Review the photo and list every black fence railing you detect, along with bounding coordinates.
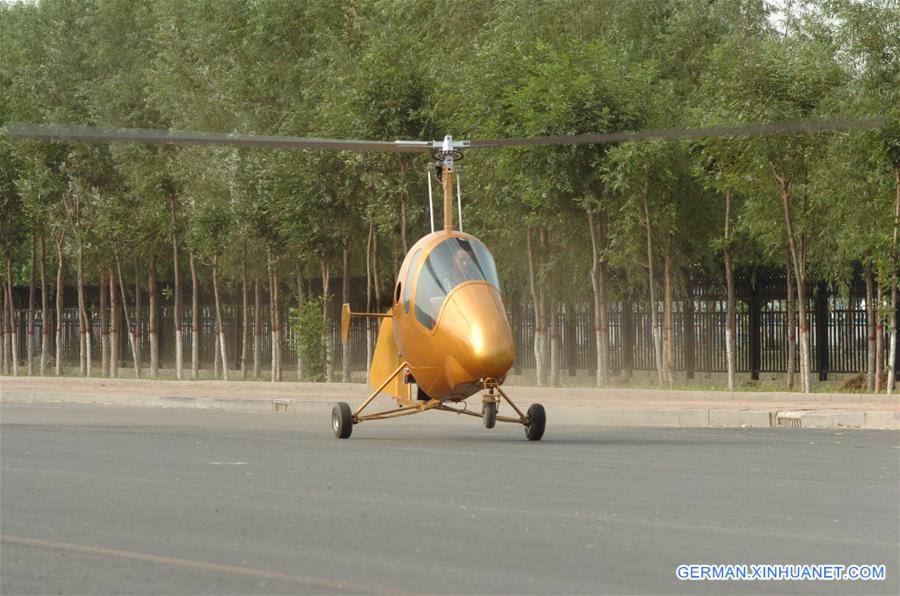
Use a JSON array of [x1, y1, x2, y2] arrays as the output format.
[[6, 288, 895, 379]]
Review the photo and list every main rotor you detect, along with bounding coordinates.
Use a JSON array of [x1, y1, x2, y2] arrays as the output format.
[[5, 117, 885, 235]]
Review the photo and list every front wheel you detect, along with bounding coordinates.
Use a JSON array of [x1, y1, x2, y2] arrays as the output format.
[[483, 401, 497, 429], [525, 404, 546, 441], [332, 402, 353, 439]]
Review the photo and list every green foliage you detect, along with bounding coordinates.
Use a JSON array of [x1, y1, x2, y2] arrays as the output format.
[[0, 0, 894, 312], [288, 297, 329, 382]]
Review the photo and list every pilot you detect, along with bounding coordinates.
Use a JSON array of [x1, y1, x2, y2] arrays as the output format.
[[444, 247, 472, 290]]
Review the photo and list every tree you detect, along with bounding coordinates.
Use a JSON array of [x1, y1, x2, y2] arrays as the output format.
[[699, 33, 845, 393]]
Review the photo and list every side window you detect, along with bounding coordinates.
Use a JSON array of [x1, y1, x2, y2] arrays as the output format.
[[403, 249, 421, 314], [414, 256, 444, 329], [394, 281, 401, 304]]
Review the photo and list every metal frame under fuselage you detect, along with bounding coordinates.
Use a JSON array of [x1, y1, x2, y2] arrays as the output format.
[[352, 361, 528, 426]]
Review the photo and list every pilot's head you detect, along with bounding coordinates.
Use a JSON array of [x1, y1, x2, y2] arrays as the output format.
[[451, 249, 468, 272]]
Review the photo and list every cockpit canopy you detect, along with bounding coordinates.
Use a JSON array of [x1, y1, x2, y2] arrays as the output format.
[[414, 237, 500, 329]]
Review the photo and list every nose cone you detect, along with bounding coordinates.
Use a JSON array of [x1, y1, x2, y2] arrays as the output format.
[[437, 282, 515, 384]]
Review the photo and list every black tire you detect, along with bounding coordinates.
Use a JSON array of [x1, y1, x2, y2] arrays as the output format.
[[332, 402, 353, 439], [525, 404, 546, 441], [483, 401, 497, 429]]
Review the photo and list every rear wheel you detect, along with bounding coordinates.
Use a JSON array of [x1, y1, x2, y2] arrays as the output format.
[[332, 402, 353, 439], [525, 404, 546, 441], [483, 401, 497, 429]]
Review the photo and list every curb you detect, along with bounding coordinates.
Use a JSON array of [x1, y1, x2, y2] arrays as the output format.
[[3, 392, 898, 430]]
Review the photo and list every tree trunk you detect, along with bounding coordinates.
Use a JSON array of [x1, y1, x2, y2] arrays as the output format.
[[865, 262, 876, 391], [267, 253, 278, 382], [76, 241, 86, 376], [133, 265, 143, 378], [77, 240, 91, 377], [253, 275, 261, 378], [5, 258, 16, 376], [538, 229, 550, 386], [322, 256, 333, 382], [109, 268, 118, 378], [795, 284, 812, 393], [100, 271, 108, 376], [887, 167, 899, 395], [642, 188, 663, 384], [54, 236, 64, 376], [875, 281, 884, 393], [273, 265, 282, 382], [268, 258, 274, 380], [724, 191, 736, 391], [549, 303, 560, 387], [213, 331, 220, 379], [1, 278, 7, 375], [365, 222, 374, 377], [211, 254, 228, 381], [1, 277, 6, 375], [399, 158, 410, 252], [526, 229, 544, 386], [27, 232, 35, 374], [683, 273, 696, 380], [40, 235, 49, 375], [400, 196, 408, 254], [663, 233, 675, 387], [2, 268, 7, 375], [240, 261, 248, 379], [888, 279, 897, 396], [148, 257, 159, 378], [780, 186, 810, 393], [365, 221, 375, 380], [341, 236, 351, 383], [296, 262, 306, 380], [190, 253, 199, 380], [587, 208, 610, 386], [786, 254, 796, 390], [372, 228, 382, 313], [113, 251, 141, 377], [170, 194, 183, 380]]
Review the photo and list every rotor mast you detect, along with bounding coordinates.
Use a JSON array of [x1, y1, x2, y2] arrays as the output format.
[[437, 135, 461, 232], [442, 164, 454, 231]]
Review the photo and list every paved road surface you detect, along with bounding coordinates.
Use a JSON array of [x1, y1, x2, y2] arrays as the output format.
[[1, 403, 898, 595]]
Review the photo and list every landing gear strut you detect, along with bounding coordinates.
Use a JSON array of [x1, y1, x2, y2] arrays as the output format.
[[332, 367, 545, 440], [439, 379, 545, 440]]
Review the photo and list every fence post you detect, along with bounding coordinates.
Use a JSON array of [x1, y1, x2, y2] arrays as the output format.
[[749, 286, 761, 381], [815, 283, 829, 381], [623, 297, 633, 377]]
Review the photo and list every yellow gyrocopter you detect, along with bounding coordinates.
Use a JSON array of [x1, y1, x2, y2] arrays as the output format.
[[6, 117, 881, 440]]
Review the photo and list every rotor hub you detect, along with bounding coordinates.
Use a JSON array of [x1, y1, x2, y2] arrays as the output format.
[[432, 135, 464, 165]]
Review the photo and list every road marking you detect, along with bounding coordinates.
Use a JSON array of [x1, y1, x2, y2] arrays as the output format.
[[1, 534, 404, 594]]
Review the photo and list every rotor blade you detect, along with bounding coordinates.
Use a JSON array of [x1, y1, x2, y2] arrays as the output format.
[[467, 117, 886, 148], [4, 124, 433, 153]]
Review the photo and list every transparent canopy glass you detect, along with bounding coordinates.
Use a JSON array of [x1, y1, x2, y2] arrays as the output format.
[[414, 237, 500, 329]]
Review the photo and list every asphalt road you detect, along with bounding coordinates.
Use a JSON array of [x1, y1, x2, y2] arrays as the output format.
[[1, 403, 898, 595]]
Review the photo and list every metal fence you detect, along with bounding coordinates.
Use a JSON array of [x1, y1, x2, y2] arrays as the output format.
[[6, 288, 897, 378], [507, 294, 891, 379]]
